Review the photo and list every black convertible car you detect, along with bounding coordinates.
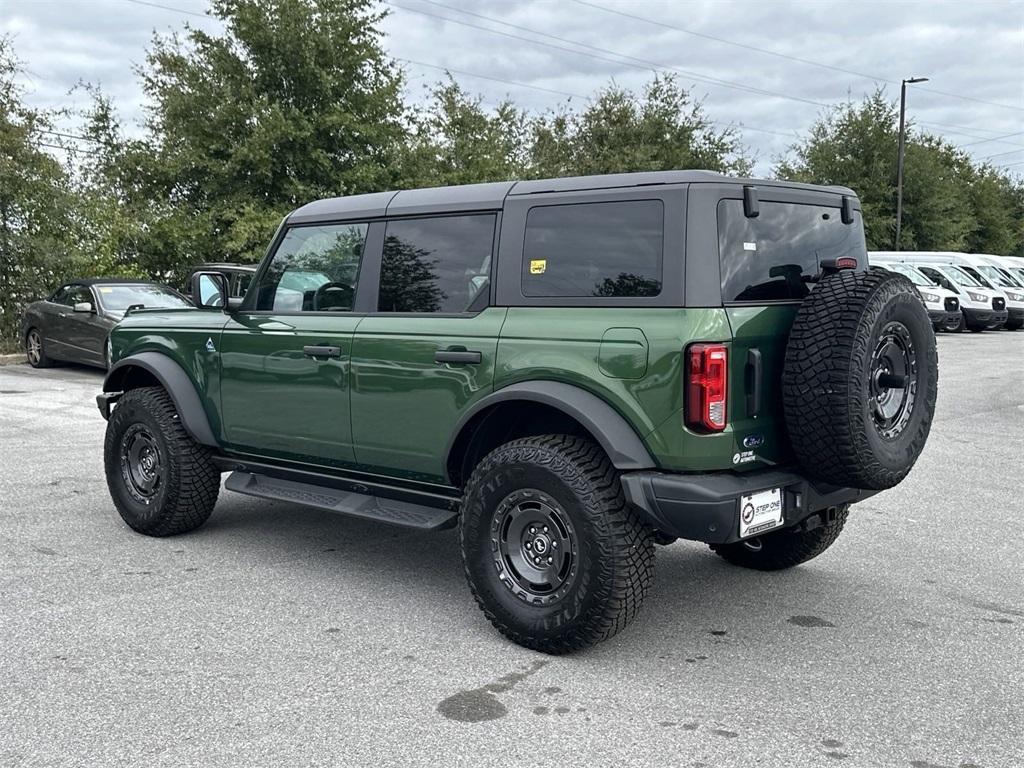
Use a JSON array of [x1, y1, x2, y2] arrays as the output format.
[[20, 279, 191, 370]]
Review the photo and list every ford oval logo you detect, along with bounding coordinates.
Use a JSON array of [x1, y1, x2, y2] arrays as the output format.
[[743, 434, 765, 449]]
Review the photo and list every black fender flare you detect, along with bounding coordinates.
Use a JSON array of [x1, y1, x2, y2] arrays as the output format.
[[102, 351, 218, 447], [445, 380, 657, 482]]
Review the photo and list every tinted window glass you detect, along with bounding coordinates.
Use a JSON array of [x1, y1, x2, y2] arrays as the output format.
[[522, 200, 663, 298], [95, 284, 190, 311], [51, 286, 72, 305], [255, 223, 367, 312], [919, 266, 959, 294], [378, 215, 495, 313], [719, 200, 867, 302], [886, 263, 931, 286]]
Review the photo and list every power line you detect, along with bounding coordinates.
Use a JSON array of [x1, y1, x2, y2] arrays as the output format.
[[570, 0, 1024, 114], [399, 59, 798, 140], [38, 129, 100, 143], [385, 1, 833, 108], [958, 130, 1024, 149], [981, 148, 1024, 161], [398, 58, 589, 100], [112, 0, 1024, 158], [123, 0, 210, 19], [392, 1, 1024, 152]]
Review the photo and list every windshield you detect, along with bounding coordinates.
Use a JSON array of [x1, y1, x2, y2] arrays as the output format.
[[984, 266, 1022, 288], [96, 284, 191, 311], [939, 266, 982, 288], [887, 263, 932, 287]]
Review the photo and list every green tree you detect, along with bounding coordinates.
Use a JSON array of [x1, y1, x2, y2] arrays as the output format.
[[0, 39, 78, 347], [137, 0, 408, 267], [529, 75, 750, 178], [398, 78, 529, 188], [776, 88, 1024, 255]]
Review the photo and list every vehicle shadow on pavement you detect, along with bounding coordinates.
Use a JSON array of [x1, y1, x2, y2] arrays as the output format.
[[197, 492, 863, 653]]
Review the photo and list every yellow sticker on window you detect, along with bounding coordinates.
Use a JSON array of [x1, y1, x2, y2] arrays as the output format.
[[529, 259, 547, 275], [99, 287, 113, 293]]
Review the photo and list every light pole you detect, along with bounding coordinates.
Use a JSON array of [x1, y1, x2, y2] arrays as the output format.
[[894, 76, 929, 251]]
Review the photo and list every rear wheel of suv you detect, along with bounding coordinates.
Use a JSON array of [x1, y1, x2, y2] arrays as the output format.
[[103, 386, 220, 536], [711, 505, 849, 571], [460, 435, 655, 654], [783, 267, 938, 491]]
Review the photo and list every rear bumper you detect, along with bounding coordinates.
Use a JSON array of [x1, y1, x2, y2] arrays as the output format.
[[620, 468, 878, 544]]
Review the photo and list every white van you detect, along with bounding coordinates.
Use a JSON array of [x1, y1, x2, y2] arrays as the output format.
[[871, 252, 1009, 332], [973, 255, 1024, 329], [871, 260, 962, 331]]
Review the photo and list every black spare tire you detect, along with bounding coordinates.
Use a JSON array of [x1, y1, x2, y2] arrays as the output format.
[[782, 267, 937, 490]]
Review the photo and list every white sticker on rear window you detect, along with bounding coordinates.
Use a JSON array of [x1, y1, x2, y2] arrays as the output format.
[[743, 242, 757, 251]]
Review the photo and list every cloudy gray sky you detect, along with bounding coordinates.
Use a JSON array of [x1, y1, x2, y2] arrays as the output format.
[[4, 0, 1023, 177]]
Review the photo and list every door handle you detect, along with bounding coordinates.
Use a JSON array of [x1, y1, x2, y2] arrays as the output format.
[[303, 345, 341, 359], [58, 312, 68, 318], [435, 349, 482, 365], [745, 348, 762, 417]]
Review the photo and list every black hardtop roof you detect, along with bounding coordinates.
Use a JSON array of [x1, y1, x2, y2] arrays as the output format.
[[287, 171, 856, 224]]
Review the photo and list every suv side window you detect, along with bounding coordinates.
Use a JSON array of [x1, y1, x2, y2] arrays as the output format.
[[521, 200, 663, 298], [253, 223, 368, 312], [378, 214, 495, 313]]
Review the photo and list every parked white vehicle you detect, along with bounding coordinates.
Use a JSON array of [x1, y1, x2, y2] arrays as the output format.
[[973, 255, 1024, 330], [870, 252, 1009, 332], [874, 261, 963, 332]]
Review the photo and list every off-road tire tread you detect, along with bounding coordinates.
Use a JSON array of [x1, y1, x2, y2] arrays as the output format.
[[710, 506, 849, 571], [783, 267, 937, 490], [104, 386, 219, 536], [460, 434, 655, 654]]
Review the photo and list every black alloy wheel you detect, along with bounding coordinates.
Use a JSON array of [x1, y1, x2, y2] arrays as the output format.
[[868, 321, 918, 441]]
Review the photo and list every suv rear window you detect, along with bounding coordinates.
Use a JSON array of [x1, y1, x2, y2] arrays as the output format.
[[718, 200, 867, 302], [522, 200, 663, 298]]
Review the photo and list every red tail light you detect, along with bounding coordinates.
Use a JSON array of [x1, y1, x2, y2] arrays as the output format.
[[686, 344, 728, 432]]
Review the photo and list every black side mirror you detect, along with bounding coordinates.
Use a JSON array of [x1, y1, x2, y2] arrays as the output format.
[[191, 271, 229, 311]]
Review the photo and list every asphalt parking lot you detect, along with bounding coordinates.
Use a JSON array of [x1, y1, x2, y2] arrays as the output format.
[[1, 332, 1022, 768]]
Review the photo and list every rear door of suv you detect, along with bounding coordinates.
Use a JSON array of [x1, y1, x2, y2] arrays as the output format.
[[349, 210, 506, 483]]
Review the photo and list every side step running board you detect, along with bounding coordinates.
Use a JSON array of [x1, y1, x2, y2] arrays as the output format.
[[224, 471, 459, 531]]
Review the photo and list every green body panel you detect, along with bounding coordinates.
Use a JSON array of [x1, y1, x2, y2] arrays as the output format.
[[109, 308, 228, 438], [350, 308, 508, 482], [108, 301, 795, 481], [724, 305, 799, 468], [496, 307, 752, 472], [218, 312, 363, 466], [598, 328, 649, 380]]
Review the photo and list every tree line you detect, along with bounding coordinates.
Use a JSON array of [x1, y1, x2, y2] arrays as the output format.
[[2, 0, 1022, 346]]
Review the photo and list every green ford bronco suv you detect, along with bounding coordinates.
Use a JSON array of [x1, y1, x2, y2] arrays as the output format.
[[98, 170, 938, 653]]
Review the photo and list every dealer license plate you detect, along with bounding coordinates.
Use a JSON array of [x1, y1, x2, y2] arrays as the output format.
[[739, 488, 784, 539]]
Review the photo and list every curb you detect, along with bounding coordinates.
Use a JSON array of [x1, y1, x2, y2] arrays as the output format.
[[0, 353, 25, 366]]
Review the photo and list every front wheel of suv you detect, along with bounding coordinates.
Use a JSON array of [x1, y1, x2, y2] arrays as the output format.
[[103, 386, 220, 536], [710, 505, 849, 571], [460, 435, 655, 654]]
